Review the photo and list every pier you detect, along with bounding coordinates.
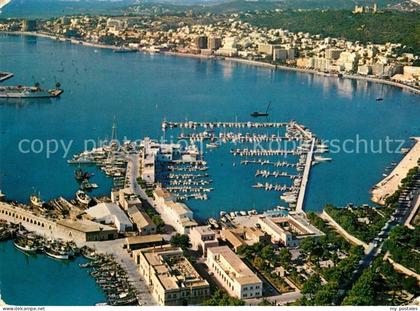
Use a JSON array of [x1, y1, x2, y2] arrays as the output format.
[[295, 138, 315, 212], [371, 137, 420, 205]]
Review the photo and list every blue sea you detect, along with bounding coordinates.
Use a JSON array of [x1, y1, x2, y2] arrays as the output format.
[[0, 33, 419, 304]]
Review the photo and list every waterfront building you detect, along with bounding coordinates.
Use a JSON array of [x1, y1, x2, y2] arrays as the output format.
[[153, 187, 197, 234], [273, 48, 288, 61], [140, 138, 187, 183], [56, 219, 118, 242], [125, 234, 165, 251], [257, 212, 324, 247], [133, 245, 210, 306], [153, 187, 175, 205], [325, 48, 342, 60], [0, 202, 117, 242], [189, 226, 219, 256], [208, 36, 222, 50], [128, 206, 157, 235], [21, 20, 37, 32], [164, 201, 197, 234], [258, 43, 281, 56], [116, 188, 142, 211], [206, 246, 263, 299], [223, 37, 238, 49], [193, 35, 208, 50], [358, 65, 372, 75], [86, 202, 133, 233], [220, 227, 270, 252]]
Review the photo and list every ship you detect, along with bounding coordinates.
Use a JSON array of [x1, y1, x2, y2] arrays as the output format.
[[0, 82, 63, 99], [251, 101, 271, 118]]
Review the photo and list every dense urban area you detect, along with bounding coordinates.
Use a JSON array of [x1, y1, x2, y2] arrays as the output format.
[[1, 4, 420, 92]]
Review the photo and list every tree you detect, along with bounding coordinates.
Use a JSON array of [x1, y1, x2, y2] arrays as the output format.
[[253, 256, 266, 270], [301, 274, 322, 299], [278, 248, 292, 267], [342, 269, 376, 305], [258, 298, 273, 306], [261, 244, 274, 260], [151, 215, 165, 233], [170, 234, 191, 250], [312, 282, 338, 305], [202, 290, 245, 306]]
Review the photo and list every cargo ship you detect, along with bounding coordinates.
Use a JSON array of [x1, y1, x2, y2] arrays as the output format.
[[0, 82, 63, 99]]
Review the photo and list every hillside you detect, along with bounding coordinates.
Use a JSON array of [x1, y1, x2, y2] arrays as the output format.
[[243, 10, 420, 55]]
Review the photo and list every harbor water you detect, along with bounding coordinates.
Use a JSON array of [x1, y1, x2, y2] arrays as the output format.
[[0, 33, 420, 304], [0, 240, 106, 305]]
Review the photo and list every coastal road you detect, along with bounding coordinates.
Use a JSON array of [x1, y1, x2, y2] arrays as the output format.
[[87, 238, 156, 306], [348, 178, 419, 288]]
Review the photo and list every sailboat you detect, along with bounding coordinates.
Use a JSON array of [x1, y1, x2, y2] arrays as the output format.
[[251, 101, 271, 117]]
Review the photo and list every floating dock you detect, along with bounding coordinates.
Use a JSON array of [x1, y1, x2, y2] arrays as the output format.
[[371, 137, 420, 205]]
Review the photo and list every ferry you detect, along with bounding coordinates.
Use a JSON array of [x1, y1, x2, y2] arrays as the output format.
[[0, 83, 63, 99]]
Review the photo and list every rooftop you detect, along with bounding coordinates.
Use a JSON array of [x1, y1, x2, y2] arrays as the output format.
[[57, 219, 116, 233], [208, 246, 261, 286], [141, 245, 209, 291]]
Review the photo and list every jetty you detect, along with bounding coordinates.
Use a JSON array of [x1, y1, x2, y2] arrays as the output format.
[[296, 138, 315, 212], [371, 137, 420, 205]]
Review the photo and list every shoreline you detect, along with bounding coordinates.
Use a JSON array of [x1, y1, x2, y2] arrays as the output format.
[[2, 30, 419, 96], [371, 137, 420, 205]]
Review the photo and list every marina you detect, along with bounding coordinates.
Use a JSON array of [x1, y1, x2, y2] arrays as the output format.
[[162, 120, 328, 211], [66, 119, 327, 211]]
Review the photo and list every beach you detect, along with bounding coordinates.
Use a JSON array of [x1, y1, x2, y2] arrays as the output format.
[[0, 0, 11, 10], [371, 137, 420, 205]]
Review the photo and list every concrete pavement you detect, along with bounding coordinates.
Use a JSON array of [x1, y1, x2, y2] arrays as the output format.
[[87, 238, 156, 306]]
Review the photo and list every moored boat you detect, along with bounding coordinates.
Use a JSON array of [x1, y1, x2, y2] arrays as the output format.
[[76, 190, 91, 205], [30, 191, 44, 207], [44, 246, 70, 260], [13, 238, 38, 254]]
